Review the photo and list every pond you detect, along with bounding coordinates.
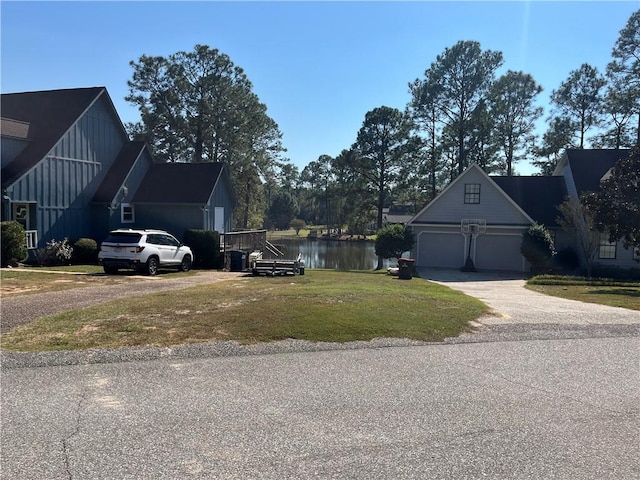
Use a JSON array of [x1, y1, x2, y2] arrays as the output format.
[[265, 237, 398, 271]]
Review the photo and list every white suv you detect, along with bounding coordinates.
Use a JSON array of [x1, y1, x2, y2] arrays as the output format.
[[98, 229, 194, 275]]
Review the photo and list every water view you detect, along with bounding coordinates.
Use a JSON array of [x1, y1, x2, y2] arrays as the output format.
[[265, 237, 396, 271]]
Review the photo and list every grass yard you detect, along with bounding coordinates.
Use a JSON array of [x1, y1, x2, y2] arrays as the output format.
[[1, 270, 487, 352], [526, 275, 640, 311], [0, 265, 192, 296]]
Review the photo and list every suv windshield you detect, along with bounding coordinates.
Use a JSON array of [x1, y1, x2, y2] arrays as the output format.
[[104, 233, 142, 244]]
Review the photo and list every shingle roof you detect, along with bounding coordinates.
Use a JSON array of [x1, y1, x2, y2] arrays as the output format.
[[565, 149, 631, 195], [92, 141, 147, 203], [132, 162, 227, 204], [1, 87, 108, 187], [492, 176, 568, 228]]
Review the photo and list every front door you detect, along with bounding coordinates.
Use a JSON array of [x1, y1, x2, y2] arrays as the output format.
[[214, 207, 225, 233]]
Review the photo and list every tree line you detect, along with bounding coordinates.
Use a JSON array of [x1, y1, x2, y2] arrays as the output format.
[[125, 10, 639, 233]]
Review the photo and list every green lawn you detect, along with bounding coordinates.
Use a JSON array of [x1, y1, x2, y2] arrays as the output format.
[[1, 270, 487, 352], [526, 275, 640, 310]]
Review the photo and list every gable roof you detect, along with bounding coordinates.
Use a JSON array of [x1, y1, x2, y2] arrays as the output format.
[[491, 176, 567, 228], [1, 87, 119, 187], [92, 141, 148, 203], [562, 149, 631, 195], [408, 164, 534, 225], [132, 162, 231, 204]]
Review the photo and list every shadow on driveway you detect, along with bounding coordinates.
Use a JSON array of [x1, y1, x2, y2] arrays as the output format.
[[418, 267, 528, 283]]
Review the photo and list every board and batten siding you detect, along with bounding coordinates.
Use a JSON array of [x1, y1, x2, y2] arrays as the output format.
[[97, 148, 154, 238], [205, 181, 234, 233], [134, 204, 204, 241], [1, 137, 28, 168], [411, 167, 531, 226], [6, 94, 128, 246]]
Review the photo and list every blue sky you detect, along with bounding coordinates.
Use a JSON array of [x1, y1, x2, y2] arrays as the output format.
[[2, 1, 639, 175]]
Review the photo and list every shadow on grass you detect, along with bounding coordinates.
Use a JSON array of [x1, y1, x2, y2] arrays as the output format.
[[588, 288, 640, 297]]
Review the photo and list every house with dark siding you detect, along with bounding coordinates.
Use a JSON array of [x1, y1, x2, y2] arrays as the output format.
[[1, 87, 235, 249], [408, 149, 638, 272]]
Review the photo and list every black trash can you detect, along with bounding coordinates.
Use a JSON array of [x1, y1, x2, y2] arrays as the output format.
[[397, 258, 415, 280], [230, 250, 246, 272]]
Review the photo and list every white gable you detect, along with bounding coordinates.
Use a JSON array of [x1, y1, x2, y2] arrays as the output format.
[[408, 164, 533, 226]]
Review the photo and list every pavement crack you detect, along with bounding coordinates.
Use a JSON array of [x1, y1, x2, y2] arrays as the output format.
[[62, 391, 87, 480]]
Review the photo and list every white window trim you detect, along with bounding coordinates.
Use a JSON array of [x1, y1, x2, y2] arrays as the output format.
[[464, 183, 481, 204], [598, 232, 616, 259], [121, 203, 135, 224]]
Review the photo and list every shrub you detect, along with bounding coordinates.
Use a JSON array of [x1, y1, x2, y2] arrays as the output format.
[[1, 221, 28, 267], [35, 238, 74, 266], [591, 265, 640, 281], [375, 224, 415, 260], [290, 218, 306, 235], [521, 223, 555, 274], [183, 229, 221, 269], [71, 237, 98, 265]]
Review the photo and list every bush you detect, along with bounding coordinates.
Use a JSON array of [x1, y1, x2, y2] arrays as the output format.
[[375, 224, 415, 260], [71, 238, 98, 265], [590, 265, 640, 281], [528, 274, 639, 287], [290, 218, 306, 235], [35, 238, 73, 266], [183, 229, 221, 269], [521, 223, 555, 274], [1, 221, 28, 267]]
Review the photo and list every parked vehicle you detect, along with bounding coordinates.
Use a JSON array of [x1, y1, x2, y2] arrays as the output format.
[[98, 229, 193, 275]]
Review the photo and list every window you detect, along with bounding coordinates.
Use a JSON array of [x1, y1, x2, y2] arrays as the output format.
[[464, 184, 481, 204], [598, 233, 616, 259], [161, 234, 180, 247], [121, 203, 134, 223]]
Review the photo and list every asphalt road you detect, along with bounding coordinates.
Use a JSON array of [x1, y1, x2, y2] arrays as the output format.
[[2, 269, 639, 478], [2, 337, 639, 479]]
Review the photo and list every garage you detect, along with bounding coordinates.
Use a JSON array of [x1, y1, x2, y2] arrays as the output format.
[[416, 232, 466, 268], [474, 233, 526, 272]]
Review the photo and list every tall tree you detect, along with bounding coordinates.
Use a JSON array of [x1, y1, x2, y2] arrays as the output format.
[[267, 190, 298, 231], [408, 72, 446, 199], [411, 41, 503, 176], [549, 63, 606, 149], [353, 106, 412, 270], [595, 80, 637, 148], [605, 9, 640, 146], [488, 71, 543, 175], [533, 117, 576, 175], [126, 44, 285, 229], [464, 99, 501, 172]]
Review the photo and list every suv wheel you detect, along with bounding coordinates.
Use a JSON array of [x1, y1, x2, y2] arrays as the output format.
[[104, 265, 118, 275], [180, 255, 192, 272], [146, 256, 159, 276]]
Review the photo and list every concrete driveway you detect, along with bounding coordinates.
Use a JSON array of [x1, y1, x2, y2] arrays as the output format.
[[419, 268, 640, 326]]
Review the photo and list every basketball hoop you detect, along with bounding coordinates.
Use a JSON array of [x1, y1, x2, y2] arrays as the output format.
[[461, 219, 486, 234], [460, 219, 486, 272]]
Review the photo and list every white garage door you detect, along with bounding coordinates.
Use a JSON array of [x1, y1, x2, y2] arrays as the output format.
[[475, 234, 525, 271], [417, 232, 466, 268]]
